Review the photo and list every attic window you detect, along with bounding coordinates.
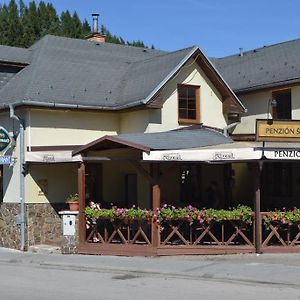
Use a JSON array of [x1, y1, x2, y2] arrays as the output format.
[[178, 84, 200, 124]]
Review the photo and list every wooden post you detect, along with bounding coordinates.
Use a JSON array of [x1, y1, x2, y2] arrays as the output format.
[[151, 163, 161, 248], [78, 162, 86, 245], [253, 161, 263, 254]]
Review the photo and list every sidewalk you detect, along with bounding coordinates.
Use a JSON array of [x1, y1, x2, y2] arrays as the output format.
[[1, 247, 300, 287]]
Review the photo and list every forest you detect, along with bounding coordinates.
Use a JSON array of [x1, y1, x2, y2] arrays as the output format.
[[0, 0, 150, 48]]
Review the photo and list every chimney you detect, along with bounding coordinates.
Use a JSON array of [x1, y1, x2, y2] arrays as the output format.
[[92, 13, 99, 33], [86, 13, 106, 43], [239, 47, 244, 57]]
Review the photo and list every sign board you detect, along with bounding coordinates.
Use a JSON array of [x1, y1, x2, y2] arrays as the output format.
[[256, 119, 300, 142], [0, 127, 12, 153], [143, 147, 262, 162], [263, 150, 300, 160], [0, 156, 12, 165]]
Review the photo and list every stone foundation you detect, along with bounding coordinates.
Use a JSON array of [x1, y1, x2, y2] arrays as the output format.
[[0, 203, 21, 249], [0, 203, 66, 250]]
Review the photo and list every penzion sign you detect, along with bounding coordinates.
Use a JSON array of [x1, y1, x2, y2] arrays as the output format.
[[256, 119, 300, 142]]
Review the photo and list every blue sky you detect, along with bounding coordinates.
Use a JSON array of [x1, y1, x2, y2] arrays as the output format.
[[4, 0, 300, 57]]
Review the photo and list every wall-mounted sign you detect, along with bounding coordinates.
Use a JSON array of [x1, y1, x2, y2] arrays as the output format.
[[256, 119, 300, 142], [0, 127, 11, 153], [0, 155, 12, 164]]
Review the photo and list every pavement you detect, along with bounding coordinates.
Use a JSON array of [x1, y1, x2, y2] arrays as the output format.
[[1, 246, 300, 288]]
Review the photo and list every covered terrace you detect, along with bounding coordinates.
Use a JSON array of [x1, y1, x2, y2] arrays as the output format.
[[72, 126, 300, 256]]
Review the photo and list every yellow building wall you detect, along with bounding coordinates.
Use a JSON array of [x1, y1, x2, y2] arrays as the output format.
[[120, 58, 227, 134], [25, 163, 77, 204], [29, 109, 120, 147], [234, 85, 300, 134]]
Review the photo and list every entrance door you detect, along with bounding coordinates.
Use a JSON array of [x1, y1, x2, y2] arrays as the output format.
[[125, 174, 137, 208], [85, 163, 102, 204]]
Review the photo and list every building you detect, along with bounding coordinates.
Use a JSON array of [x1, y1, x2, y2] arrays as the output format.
[[0, 34, 299, 255]]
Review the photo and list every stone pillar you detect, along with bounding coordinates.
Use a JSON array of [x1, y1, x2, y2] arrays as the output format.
[[59, 210, 79, 254]]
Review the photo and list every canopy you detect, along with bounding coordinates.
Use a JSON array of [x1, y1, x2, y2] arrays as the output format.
[[142, 142, 263, 162]]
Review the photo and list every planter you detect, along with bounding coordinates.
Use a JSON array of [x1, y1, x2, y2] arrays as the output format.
[[68, 201, 79, 211]]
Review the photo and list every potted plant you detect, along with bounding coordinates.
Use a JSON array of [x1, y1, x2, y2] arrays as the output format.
[[66, 193, 79, 211]]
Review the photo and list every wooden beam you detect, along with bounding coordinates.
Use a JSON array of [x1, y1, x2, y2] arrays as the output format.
[[78, 163, 86, 245], [253, 161, 263, 254], [151, 163, 161, 247], [130, 160, 154, 184]]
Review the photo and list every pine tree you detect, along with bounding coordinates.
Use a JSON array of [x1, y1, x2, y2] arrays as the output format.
[[0, 0, 152, 48], [72, 12, 82, 38], [0, 4, 10, 45], [81, 19, 91, 37], [46, 3, 60, 35], [22, 1, 39, 47], [7, 0, 23, 46], [60, 10, 73, 37]]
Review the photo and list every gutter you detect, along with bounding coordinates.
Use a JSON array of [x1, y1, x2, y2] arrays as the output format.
[[0, 99, 148, 112], [9, 104, 26, 251]]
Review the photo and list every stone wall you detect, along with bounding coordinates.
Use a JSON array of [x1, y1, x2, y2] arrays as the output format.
[[0, 203, 65, 250], [0, 203, 21, 249]]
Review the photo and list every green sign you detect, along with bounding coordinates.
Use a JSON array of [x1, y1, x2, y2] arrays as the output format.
[[0, 127, 11, 153]]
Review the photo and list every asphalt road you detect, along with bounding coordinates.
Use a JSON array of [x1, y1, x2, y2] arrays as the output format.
[[1, 248, 300, 300]]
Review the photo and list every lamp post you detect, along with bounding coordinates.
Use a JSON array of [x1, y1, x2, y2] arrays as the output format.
[[267, 98, 277, 123]]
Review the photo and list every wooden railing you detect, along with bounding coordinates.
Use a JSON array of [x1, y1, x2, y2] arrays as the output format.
[[86, 218, 152, 245], [85, 213, 300, 252], [159, 219, 254, 247], [261, 213, 300, 248]]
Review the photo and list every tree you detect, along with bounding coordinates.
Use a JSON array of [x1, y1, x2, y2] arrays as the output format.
[[22, 1, 39, 47], [0, 0, 152, 48], [7, 0, 23, 46]]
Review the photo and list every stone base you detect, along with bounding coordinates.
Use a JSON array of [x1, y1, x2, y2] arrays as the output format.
[[59, 211, 79, 254], [0, 203, 21, 249], [61, 235, 78, 254], [0, 203, 66, 250]]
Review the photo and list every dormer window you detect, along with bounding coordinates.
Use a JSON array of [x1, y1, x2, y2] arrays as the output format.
[[178, 84, 200, 123]]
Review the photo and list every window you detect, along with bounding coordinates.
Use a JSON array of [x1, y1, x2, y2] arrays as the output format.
[[178, 84, 200, 123], [272, 89, 291, 120], [125, 174, 137, 208], [85, 163, 102, 204], [263, 163, 292, 197], [180, 164, 202, 204]]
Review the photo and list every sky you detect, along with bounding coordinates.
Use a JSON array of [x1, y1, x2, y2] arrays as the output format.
[[4, 0, 300, 57]]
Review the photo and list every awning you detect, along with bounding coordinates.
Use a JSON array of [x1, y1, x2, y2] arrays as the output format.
[[143, 142, 263, 162], [259, 142, 300, 160], [26, 151, 82, 163]]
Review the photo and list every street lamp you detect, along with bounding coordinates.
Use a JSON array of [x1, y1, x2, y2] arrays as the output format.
[[267, 98, 277, 124]]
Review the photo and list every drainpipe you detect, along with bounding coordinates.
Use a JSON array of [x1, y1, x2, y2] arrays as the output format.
[[223, 122, 240, 137], [9, 104, 26, 251]]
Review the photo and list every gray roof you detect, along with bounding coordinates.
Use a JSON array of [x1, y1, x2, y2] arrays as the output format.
[[0, 35, 196, 109], [73, 126, 233, 155], [0, 45, 31, 65], [212, 38, 300, 93], [117, 127, 232, 150]]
